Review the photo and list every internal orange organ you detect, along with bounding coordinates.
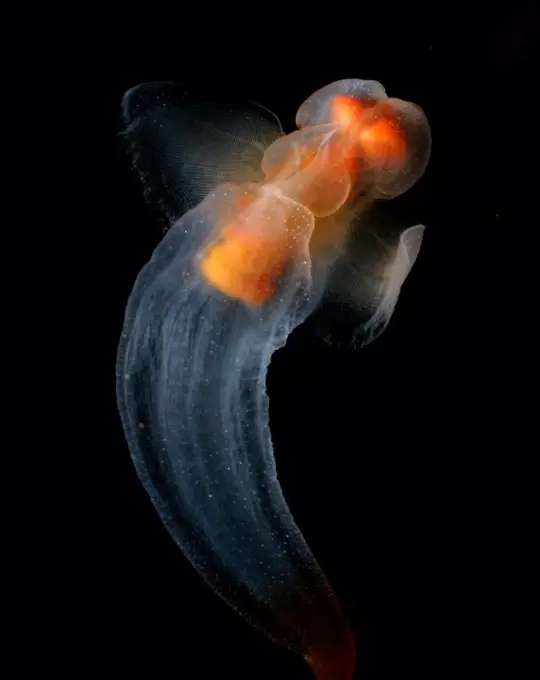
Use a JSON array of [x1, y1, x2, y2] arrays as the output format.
[[199, 190, 314, 305], [200, 223, 287, 305], [331, 95, 368, 131], [331, 94, 406, 164], [359, 117, 406, 160]]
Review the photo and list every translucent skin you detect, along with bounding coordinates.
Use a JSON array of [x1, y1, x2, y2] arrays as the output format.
[[116, 80, 430, 679]]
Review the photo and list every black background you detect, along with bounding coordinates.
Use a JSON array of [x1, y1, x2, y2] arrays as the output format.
[[4, 2, 536, 678]]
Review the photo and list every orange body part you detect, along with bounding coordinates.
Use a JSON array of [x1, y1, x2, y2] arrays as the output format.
[[331, 95, 406, 165], [200, 221, 288, 305]]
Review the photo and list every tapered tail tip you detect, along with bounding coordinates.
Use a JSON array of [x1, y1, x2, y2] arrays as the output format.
[[304, 630, 356, 680]]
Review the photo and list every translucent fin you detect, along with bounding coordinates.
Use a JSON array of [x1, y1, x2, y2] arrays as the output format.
[[120, 81, 284, 226], [306, 205, 425, 348]]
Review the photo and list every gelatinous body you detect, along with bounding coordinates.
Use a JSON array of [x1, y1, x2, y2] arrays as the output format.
[[117, 80, 430, 679]]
